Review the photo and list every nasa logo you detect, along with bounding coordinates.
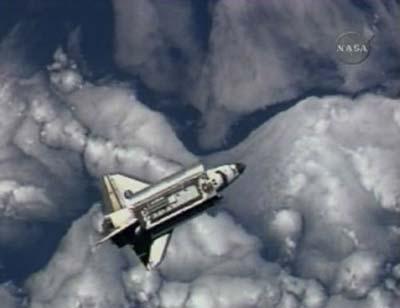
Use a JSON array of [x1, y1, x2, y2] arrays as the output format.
[[336, 32, 373, 64]]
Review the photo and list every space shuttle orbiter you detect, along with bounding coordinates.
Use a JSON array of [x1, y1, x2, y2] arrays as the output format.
[[96, 163, 246, 270]]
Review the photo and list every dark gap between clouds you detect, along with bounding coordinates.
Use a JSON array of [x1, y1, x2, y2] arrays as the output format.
[[132, 79, 392, 157]]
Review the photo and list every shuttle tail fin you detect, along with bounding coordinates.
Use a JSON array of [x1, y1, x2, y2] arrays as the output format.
[[100, 174, 150, 213], [100, 175, 123, 213]]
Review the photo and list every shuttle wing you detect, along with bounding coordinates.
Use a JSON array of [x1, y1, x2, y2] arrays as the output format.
[[133, 231, 173, 269], [101, 174, 150, 213], [95, 216, 138, 246]]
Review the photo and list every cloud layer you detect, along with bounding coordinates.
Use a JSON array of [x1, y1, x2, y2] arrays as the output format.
[[112, 0, 400, 148], [0, 2, 399, 307], [210, 93, 400, 305], [17, 77, 400, 307], [26, 205, 331, 308], [0, 38, 195, 282]]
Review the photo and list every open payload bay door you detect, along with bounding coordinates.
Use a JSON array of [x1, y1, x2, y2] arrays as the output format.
[[133, 231, 173, 270], [101, 174, 150, 213]]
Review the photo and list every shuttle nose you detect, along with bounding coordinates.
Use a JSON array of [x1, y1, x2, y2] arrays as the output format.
[[235, 163, 246, 174]]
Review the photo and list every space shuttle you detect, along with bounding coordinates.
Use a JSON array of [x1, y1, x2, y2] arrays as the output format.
[[96, 163, 246, 270]]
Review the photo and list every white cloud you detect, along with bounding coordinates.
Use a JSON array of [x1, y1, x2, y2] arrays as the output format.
[[63, 83, 196, 177], [25, 203, 331, 308], [112, 0, 202, 93], [0, 42, 195, 282], [268, 209, 303, 261], [19, 87, 400, 306], [1, 6, 400, 306], [209, 93, 400, 304], [0, 283, 23, 308], [351, 146, 400, 212], [26, 205, 131, 308], [195, 0, 400, 147], [327, 287, 399, 308], [111, 0, 400, 148], [333, 250, 383, 299]]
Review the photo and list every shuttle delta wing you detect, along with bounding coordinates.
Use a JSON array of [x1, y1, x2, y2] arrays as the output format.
[[101, 174, 150, 213], [133, 231, 173, 269]]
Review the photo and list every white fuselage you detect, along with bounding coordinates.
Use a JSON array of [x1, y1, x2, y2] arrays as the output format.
[[97, 162, 246, 269], [107, 163, 244, 232]]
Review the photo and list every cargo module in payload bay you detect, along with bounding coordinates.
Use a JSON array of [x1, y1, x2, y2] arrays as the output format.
[[96, 163, 246, 270]]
